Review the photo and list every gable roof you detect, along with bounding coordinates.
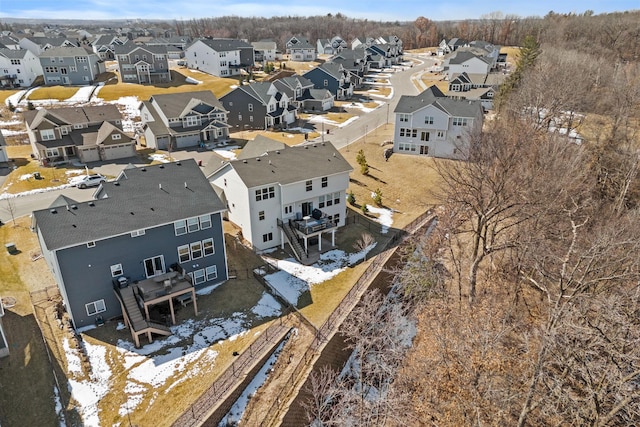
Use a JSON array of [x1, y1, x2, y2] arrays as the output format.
[[395, 85, 482, 117], [237, 135, 287, 160], [148, 90, 226, 118], [252, 40, 277, 50], [214, 141, 352, 188], [192, 38, 253, 52], [223, 81, 276, 106], [23, 105, 122, 129], [304, 62, 345, 80], [39, 45, 95, 57], [33, 159, 225, 250], [0, 48, 31, 59], [287, 36, 314, 49], [449, 50, 492, 65], [114, 41, 168, 55]]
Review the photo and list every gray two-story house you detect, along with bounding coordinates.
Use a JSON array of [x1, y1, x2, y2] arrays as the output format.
[[32, 160, 229, 344], [23, 104, 136, 165], [302, 62, 354, 100], [114, 41, 171, 84], [220, 81, 297, 131], [39, 46, 104, 86], [139, 90, 229, 150]]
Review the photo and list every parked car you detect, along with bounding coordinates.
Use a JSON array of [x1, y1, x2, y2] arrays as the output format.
[[69, 174, 106, 189]]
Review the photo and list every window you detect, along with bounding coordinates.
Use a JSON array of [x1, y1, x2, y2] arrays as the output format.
[[203, 238, 214, 256], [399, 113, 410, 122], [193, 269, 206, 285], [60, 67, 68, 75], [112, 134, 121, 140], [130, 229, 145, 237], [399, 128, 417, 138], [424, 116, 434, 125], [255, 186, 275, 201], [185, 115, 199, 127], [206, 265, 218, 281], [144, 255, 165, 278], [60, 126, 69, 135], [306, 180, 312, 191], [87, 241, 96, 248], [453, 117, 468, 126], [175, 220, 187, 235], [45, 148, 60, 158], [420, 131, 430, 141], [318, 195, 325, 209], [178, 245, 190, 263], [199, 214, 212, 229], [437, 130, 445, 139], [45, 66, 58, 73], [262, 232, 273, 243], [40, 129, 55, 141], [259, 211, 265, 221], [110, 264, 123, 277], [284, 205, 293, 215], [190, 242, 202, 259], [73, 124, 84, 129], [85, 299, 106, 316], [249, 115, 254, 123], [332, 213, 340, 224], [248, 103, 253, 112], [398, 142, 416, 152], [10, 59, 20, 65], [76, 56, 87, 63], [323, 79, 328, 87], [321, 177, 328, 188], [334, 192, 341, 204], [187, 217, 199, 233]]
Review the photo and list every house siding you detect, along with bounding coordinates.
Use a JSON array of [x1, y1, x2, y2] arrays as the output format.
[[51, 213, 227, 327]]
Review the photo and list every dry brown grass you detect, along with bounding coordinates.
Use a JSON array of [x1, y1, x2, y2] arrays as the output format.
[[282, 60, 320, 74], [339, 125, 443, 229], [0, 89, 20, 105], [501, 46, 521, 65], [27, 86, 81, 101], [364, 86, 392, 98]]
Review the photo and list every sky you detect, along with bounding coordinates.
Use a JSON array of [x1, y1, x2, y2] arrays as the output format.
[[0, 0, 638, 22]]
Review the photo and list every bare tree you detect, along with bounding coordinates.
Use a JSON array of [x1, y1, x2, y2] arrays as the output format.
[[353, 232, 375, 261], [2, 198, 17, 226]]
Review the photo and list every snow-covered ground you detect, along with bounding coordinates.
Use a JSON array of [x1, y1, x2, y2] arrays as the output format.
[[263, 244, 376, 305], [366, 204, 394, 234]]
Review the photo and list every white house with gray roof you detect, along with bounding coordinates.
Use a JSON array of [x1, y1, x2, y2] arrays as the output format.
[[139, 90, 229, 150], [252, 40, 280, 62], [208, 141, 352, 263], [393, 85, 483, 159], [285, 36, 316, 61], [184, 38, 254, 77], [32, 160, 228, 343], [0, 48, 42, 88]]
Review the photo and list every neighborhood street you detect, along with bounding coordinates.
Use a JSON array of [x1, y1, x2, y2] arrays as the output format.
[[0, 53, 438, 224]]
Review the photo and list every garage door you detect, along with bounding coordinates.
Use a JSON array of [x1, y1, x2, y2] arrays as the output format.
[[101, 144, 136, 161], [176, 134, 199, 149], [78, 147, 100, 163]]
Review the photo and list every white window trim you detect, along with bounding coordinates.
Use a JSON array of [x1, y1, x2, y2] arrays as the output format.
[[199, 214, 212, 229], [178, 244, 190, 263], [206, 265, 218, 281], [174, 220, 187, 236], [110, 264, 123, 277], [85, 299, 106, 316], [203, 238, 214, 256]]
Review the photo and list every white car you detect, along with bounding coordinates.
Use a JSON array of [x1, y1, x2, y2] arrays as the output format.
[[69, 174, 106, 189]]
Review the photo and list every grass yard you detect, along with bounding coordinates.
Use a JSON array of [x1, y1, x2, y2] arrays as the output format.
[[0, 145, 108, 194], [365, 86, 392, 98], [501, 46, 521, 65], [0, 218, 60, 426], [89, 69, 238, 102], [339, 126, 444, 229], [324, 111, 355, 124], [0, 89, 20, 105], [26, 86, 82, 101], [282, 60, 320, 74]]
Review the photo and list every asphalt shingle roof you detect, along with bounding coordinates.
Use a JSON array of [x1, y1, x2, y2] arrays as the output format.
[[33, 159, 226, 250], [394, 85, 482, 117], [215, 141, 352, 189]]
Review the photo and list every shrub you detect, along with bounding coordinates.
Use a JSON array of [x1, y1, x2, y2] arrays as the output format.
[[361, 204, 369, 215], [360, 162, 369, 175], [347, 191, 356, 205], [373, 188, 383, 207]]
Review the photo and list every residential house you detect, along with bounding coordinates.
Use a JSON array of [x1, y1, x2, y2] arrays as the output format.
[[19, 36, 79, 56], [207, 140, 352, 263], [285, 36, 316, 61], [114, 42, 171, 84], [184, 38, 254, 78], [220, 81, 297, 131], [23, 104, 136, 164], [0, 48, 42, 88], [445, 50, 493, 80], [146, 36, 192, 59], [316, 36, 347, 55], [447, 71, 501, 110], [139, 90, 229, 150], [327, 49, 368, 86], [32, 160, 228, 344], [0, 35, 20, 50], [303, 62, 354, 100], [272, 75, 335, 112], [351, 35, 403, 66], [251, 40, 280, 62], [39, 46, 104, 86], [91, 34, 128, 60], [0, 132, 8, 163], [393, 85, 483, 159]]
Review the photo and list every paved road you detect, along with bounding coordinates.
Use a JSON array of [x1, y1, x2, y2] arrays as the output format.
[[314, 53, 439, 149], [0, 54, 439, 224]]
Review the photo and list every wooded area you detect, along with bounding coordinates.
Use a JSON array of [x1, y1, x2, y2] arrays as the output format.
[[300, 11, 640, 426]]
